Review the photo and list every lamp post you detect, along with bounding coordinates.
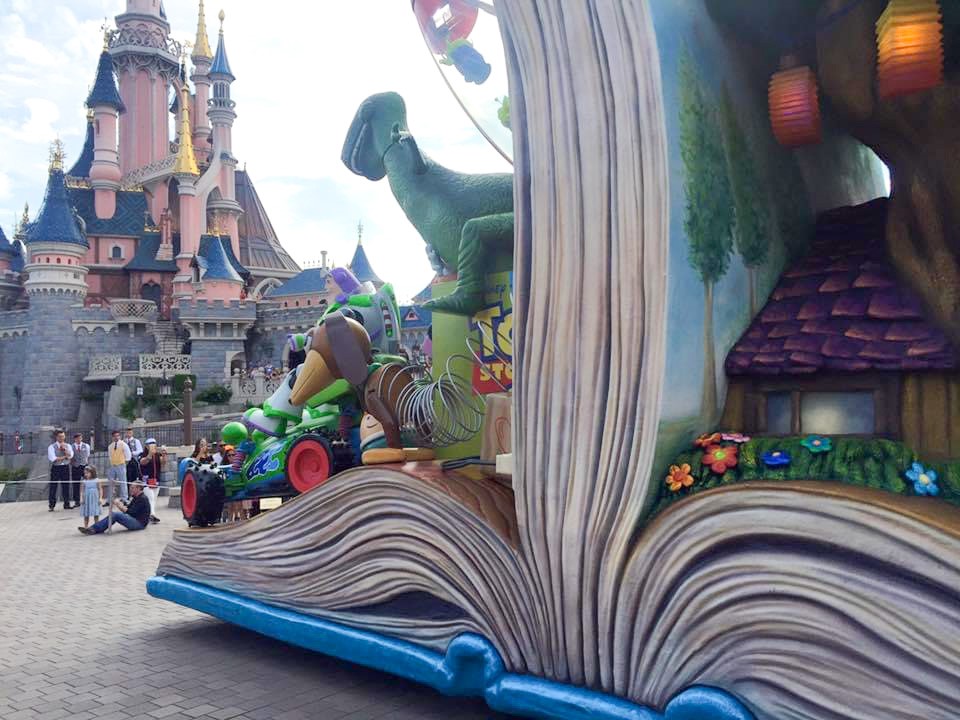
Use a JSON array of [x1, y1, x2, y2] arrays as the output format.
[[136, 378, 144, 420], [160, 370, 171, 397], [183, 377, 193, 447]]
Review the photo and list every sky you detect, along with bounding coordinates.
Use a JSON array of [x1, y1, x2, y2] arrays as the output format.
[[0, 0, 513, 303]]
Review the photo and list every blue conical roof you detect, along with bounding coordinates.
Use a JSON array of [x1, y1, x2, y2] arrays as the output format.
[[25, 169, 87, 247], [0, 225, 14, 256], [348, 241, 382, 285], [86, 51, 124, 111], [210, 31, 234, 79], [196, 234, 241, 281], [67, 119, 95, 178]]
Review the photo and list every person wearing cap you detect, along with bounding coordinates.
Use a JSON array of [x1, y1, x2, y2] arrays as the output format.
[[78, 478, 150, 534], [139, 438, 166, 524]]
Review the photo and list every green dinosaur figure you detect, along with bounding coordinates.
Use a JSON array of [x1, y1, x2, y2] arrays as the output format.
[[341, 92, 513, 316]]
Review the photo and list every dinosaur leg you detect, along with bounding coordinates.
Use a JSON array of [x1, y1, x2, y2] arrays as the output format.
[[424, 212, 513, 316]]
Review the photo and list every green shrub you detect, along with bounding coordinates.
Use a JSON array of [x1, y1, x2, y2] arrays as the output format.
[[652, 434, 960, 517], [195, 384, 232, 404], [0, 467, 28, 484]]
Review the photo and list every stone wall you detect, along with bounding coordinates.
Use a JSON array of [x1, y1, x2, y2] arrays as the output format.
[[251, 305, 320, 368]]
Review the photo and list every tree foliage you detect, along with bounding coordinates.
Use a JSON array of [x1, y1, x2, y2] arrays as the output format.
[[678, 48, 734, 285], [719, 83, 769, 269]]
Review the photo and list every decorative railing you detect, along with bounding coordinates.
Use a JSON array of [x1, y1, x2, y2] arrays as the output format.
[[110, 299, 159, 323], [87, 354, 122, 380], [120, 155, 177, 190], [230, 372, 284, 404], [140, 354, 191, 378]]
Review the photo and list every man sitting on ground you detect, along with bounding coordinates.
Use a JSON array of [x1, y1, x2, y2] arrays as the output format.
[[78, 479, 150, 535]]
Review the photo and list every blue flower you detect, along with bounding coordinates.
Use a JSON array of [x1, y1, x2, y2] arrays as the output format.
[[905, 462, 939, 496], [762, 449, 792, 467]]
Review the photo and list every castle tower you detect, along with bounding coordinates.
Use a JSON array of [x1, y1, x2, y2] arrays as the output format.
[[207, 11, 244, 259], [19, 142, 91, 429], [111, 0, 180, 174], [173, 85, 202, 304], [190, 0, 214, 159], [86, 32, 125, 219]]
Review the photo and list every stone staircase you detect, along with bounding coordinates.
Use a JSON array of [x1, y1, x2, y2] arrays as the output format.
[[150, 320, 183, 355]]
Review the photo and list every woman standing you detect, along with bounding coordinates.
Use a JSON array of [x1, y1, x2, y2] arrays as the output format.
[[139, 439, 166, 524], [191, 438, 214, 465]]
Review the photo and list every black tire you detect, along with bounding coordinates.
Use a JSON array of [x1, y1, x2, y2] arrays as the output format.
[[182, 461, 225, 527]]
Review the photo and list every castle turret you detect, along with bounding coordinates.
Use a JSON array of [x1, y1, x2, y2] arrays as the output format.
[[66, 110, 95, 180], [86, 33, 125, 219], [23, 142, 90, 297], [0, 224, 15, 274], [173, 86, 202, 304], [18, 143, 91, 429], [190, 0, 214, 159], [207, 10, 244, 260], [111, 0, 179, 173]]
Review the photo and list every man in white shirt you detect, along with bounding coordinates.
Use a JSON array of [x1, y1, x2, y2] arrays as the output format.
[[107, 430, 132, 501], [125, 428, 144, 487], [47, 430, 74, 512]]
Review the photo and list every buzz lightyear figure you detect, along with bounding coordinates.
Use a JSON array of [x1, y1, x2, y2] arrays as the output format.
[[244, 267, 404, 437]]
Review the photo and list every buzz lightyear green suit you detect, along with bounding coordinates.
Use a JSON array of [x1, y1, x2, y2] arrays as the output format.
[[243, 269, 403, 437]]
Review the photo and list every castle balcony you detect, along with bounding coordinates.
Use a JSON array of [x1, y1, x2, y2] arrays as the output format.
[[85, 354, 123, 381], [119, 156, 177, 191], [110, 299, 159, 324], [139, 353, 191, 378], [229, 369, 284, 405]]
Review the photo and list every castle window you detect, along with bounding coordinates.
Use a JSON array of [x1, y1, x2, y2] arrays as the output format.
[[283, 302, 288, 307], [295, 301, 300, 307], [95, 120, 100, 136], [307, 299, 311, 306], [56, 258, 61, 264], [111, 245, 122, 260], [45, 258, 50, 263]]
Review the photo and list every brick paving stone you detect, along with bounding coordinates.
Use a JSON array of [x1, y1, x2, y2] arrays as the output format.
[[0, 502, 519, 720]]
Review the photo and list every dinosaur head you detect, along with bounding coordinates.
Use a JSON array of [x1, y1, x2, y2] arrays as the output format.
[[342, 92, 424, 180]]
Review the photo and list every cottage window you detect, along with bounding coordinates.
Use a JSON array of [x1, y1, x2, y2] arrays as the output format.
[[801, 392, 875, 435], [111, 245, 122, 260], [763, 390, 877, 436]]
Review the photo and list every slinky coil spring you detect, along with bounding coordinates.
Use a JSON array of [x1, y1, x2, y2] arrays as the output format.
[[372, 356, 486, 448]]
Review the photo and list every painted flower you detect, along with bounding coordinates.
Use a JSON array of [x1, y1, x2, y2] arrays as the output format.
[[694, 432, 722, 449], [666, 463, 694, 493], [762, 449, 792, 467], [800, 435, 833, 453], [721, 432, 751, 444], [703, 444, 739, 474], [905, 462, 940, 496]]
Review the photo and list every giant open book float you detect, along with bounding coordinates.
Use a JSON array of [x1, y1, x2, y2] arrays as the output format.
[[151, 2, 960, 719]]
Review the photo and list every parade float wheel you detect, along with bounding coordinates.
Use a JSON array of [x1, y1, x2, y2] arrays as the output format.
[[182, 464, 225, 527], [287, 435, 333, 494], [181, 471, 198, 521]]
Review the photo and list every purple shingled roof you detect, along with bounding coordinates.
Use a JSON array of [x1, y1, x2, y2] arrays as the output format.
[[725, 197, 956, 376]]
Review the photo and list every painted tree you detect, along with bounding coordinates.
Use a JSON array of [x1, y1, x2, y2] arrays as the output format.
[[719, 83, 769, 317], [679, 49, 734, 422]]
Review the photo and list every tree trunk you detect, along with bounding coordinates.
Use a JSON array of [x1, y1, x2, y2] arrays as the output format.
[[702, 280, 718, 423], [747, 265, 757, 319], [816, 0, 960, 348]]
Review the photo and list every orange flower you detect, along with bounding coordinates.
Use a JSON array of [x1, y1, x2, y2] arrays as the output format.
[[702, 444, 739, 474], [666, 463, 694, 492], [694, 432, 722, 449]]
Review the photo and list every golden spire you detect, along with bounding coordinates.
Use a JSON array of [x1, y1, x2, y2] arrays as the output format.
[[49, 138, 65, 172], [193, 0, 213, 59], [173, 87, 200, 176], [100, 18, 111, 51]]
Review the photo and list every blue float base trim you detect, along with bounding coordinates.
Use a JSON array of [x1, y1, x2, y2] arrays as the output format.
[[147, 575, 755, 720]]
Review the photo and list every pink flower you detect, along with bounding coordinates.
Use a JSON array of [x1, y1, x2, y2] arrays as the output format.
[[721, 432, 751, 444]]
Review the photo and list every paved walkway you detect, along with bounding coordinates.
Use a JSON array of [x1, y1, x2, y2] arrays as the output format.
[[0, 501, 517, 720]]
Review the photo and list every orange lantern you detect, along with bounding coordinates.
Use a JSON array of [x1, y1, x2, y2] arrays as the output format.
[[876, 0, 944, 100], [769, 58, 822, 148]]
